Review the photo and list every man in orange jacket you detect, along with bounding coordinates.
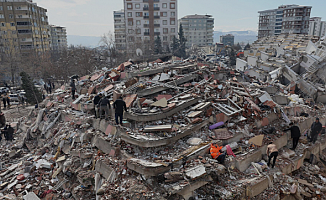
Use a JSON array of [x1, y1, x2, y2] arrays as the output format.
[[210, 143, 226, 164]]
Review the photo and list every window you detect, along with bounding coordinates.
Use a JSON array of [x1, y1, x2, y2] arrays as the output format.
[[128, 21, 133, 26], [136, 12, 142, 17], [163, 28, 168, 34], [144, 29, 149, 33], [163, 20, 167, 25], [144, 12, 149, 16], [171, 12, 175, 17], [144, 20, 149, 24], [128, 29, 133, 34], [1, 22, 5, 27], [10, 22, 15, 26], [127, 3, 132, 9], [9, 14, 13, 19], [0, 6, 2, 10], [163, 36, 167, 41], [136, 20, 141, 25], [171, 28, 175, 33], [128, 12, 132, 17], [162, 12, 167, 17], [7, 6, 12, 10], [154, 12, 159, 16], [162, 3, 167, 8], [154, 4, 159, 7], [170, 20, 175, 25], [155, 28, 159, 32], [170, 3, 175, 9], [136, 29, 141, 34], [0, 14, 4, 18], [135, 4, 140, 9], [18, 15, 22, 18], [16, 6, 21, 10]]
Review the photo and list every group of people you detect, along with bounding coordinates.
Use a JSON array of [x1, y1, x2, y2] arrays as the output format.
[[210, 118, 324, 169], [44, 81, 55, 94], [2, 95, 10, 109], [93, 93, 127, 125]]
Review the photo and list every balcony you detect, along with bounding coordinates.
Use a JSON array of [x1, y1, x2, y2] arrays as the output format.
[[144, 24, 149, 28], [154, 32, 160, 35], [154, 24, 160, 27], [144, 16, 149, 19], [143, 0, 149, 2], [154, 16, 160, 19], [153, 0, 159, 2], [144, 32, 150, 36], [154, 7, 160, 11], [143, 7, 149, 11]]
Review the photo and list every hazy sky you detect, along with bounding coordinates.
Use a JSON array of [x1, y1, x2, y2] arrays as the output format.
[[36, 0, 326, 37]]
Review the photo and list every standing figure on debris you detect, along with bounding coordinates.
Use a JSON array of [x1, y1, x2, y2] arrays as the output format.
[[284, 122, 301, 150], [0, 112, 5, 128], [93, 93, 102, 118], [98, 95, 111, 120], [70, 79, 76, 100], [310, 118, 322, 144], [113, 96, 127, 125], [4, 124, 14, 141], [266, 142, 278, 168], [2, 95, 6, 109], [210, 143, 226, 164]]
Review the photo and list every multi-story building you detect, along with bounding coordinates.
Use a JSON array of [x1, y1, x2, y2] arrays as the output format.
[[50, 25, 67, 52], [309, 17, 326, 38], [258, 5, 311, 38], [122, 0, 178, 55], [0, 0, 51, 56], [179, 14, 214, 48], [114, 10, 126, 51], [220, 34, 234, 46]]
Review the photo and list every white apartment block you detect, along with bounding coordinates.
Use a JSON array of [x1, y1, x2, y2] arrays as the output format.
[[309, 17, 326, 38], [123, 0, 178, 54], [114, 10, 126, 51], [179, 14, 214, 48], [258, 5, 311, 38], [50, 25, 67, 52]]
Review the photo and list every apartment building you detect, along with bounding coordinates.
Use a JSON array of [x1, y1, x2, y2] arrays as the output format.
[[50, 25, 67, 52], [0, 0, 51, 56], [122, 0, 178, 54], [258, 5, 311, 38], [114, 10, 127, 51], [220, 34, 234, 46], [179, 14, 214, 48], [309, 17, 326, 38]]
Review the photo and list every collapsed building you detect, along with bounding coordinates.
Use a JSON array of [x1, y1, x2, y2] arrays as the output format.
[[1, 35, 326, 200]]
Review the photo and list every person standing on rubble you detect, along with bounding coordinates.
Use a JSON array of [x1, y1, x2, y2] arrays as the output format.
[[310, 118, 322, 144], [70, 79, 76, 100], [2, 95, 6, 109], [284, 122, 301, 150], [266, 142, 278, 168], [113, 96, 127, 125], [6, 95, 10, 109], [93, 93, 102, 118], [210, 143, 226, 164], [98, 95, 111, 120]]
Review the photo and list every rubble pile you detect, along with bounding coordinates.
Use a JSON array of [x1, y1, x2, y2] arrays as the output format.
[[1, 35, 326, 200]]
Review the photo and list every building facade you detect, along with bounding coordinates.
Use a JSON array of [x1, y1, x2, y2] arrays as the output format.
[[114, 10, 126, 51], [179, 14, 214, 48], [0, 0, 51, 56], [50, 25, 67, 52], [258, 5, 311, 38], [122, 0, 178, 54], [309, 17, 326, 38], [220, 34, 234, 46]]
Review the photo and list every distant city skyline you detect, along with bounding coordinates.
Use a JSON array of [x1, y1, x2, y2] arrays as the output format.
[[36, 0, 326, 37]]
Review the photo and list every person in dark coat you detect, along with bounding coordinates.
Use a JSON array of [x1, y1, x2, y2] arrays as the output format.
[[284, 122, 301, 150], [113, 96, 127, 125], [70, 80, 76, 100], [2, 96, 6, 109], [98, 96, 111, 120], [6, 125, 14, 141], [6, 96, 10, 108], [310, 118, 322, 144], [93, 93, 102, 118]]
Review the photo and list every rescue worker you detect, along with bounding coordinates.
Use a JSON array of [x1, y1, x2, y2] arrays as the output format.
[[284, 122, 301, 150], [113, 96, 127, 125], [310, 118, 322, 144], [98, 95, 111, 120], [210, 143, 226, 164], [93, 93, 102, 118], [266, 142, 278, 168]]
